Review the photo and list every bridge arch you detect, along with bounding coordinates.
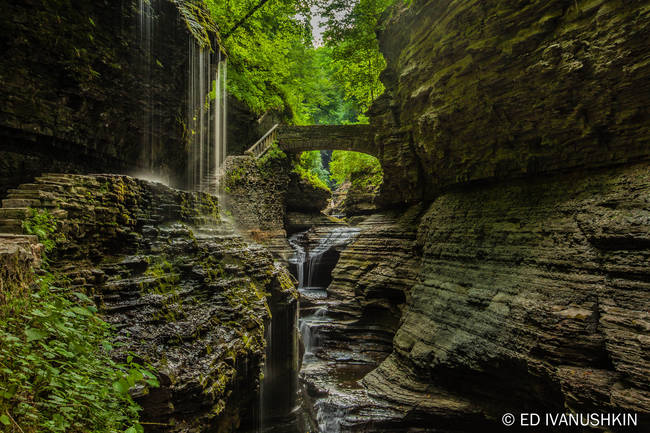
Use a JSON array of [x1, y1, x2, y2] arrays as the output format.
[[276, 125, 378, 158]]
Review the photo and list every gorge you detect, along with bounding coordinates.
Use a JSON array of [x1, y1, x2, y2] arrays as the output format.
[[1, 1, 649, 433]]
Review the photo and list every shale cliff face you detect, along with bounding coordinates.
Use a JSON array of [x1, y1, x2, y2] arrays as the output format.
[[0, 174, 296, 432], [0, 1, 200, 193], [318, 0, 650, 429], [372, 0, 650, 205], [0, 1, 264, 195], [363, 163, 650, 426]]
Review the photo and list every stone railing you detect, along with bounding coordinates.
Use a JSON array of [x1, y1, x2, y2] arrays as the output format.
[[245, 124, 378, 159]]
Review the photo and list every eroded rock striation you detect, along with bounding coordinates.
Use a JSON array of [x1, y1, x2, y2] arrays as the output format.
[[372, 0, 650, 205], [298, 209, 428, 431], [0, 173, 296, 432], [364, 163, 650, 427], [304, 0, 650, 429]]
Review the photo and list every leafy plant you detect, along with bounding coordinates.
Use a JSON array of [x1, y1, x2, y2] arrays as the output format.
[[22, 209, 62, 253], [316, 0, 396, 112], [4, 209, 158, 432], [0, 274, 157, 433], [257, 142, 288, 178], [293, 151, 331, 191], [204, 0, 312, 115]]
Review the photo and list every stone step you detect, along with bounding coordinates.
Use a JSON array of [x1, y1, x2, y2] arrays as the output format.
[[0, 219, 24, 234], [0, 233, 39, 243], [7, 189, 44, 198], [0, 208, 29, 219], [41, 173, 80, 180], [34, 176, 77, 186], [17, 183, 65, 193], [2, 198, 43, 208]]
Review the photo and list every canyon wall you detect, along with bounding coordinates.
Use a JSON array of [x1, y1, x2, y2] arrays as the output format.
[[0, 1, 260, 195], [223, 153, 332, 261], [364, 163, 650, 427], [372, 0, 649, 205], [0, 0, 192, 193], [1, 173, 297, 431], [342, 0, 650, 428]]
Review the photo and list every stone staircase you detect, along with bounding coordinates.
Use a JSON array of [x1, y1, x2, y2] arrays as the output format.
[[1, 175, 72, 228], [197, 168, 222, 195], [0, 174, 80, 281]]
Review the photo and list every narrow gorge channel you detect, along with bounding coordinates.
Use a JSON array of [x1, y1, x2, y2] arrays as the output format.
[[290, 226, 364, 432], [1, 1, 649, 433]]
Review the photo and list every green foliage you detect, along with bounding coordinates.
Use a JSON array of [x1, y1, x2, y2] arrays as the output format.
[[203, 0, 410, 123], [317, 0, 397, 112], [257, 142, 289, 178], [0, 273, 157, 433], [4, 210, 157, 432], [205, 0, 312, 115], [294, 151, 331, 191], [22, 209, 63, 253], [285, 45, 361, 125], [329, 150, 383, 188], [258, 142, 288, 167]]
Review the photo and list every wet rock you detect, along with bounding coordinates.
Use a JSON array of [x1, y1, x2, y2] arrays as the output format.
[[286, 172, 331, 213], [0, 234, 42, 297], [365, 163, 650, 426], [222, 155, 293, 261], [296, 209, 424, 431], [0, 1, 223, 194], [285, 212, 342, 235], [1, 173, 298, 433], [372, 0, 650, 206]]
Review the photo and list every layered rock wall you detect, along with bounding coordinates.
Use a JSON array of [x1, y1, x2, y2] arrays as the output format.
[[325, 0, 650, 428], [0, 0, 231, 195], [372, 0, 650, 205], [364, 162, 650, 426], [1, 173, 296, 432], [222, 155, 292, 260]]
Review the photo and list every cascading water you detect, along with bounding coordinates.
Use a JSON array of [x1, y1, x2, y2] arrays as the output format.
[[290, 227, 360, 290], [289, 227, 360, 361], [136, 1, 227, 189], [137, 0, 161, 177], [288, 226, 361, 432], [187, 39, 227, 194], [306, 227, 360, 288], [261, 268, 301, 433], [288, 233, 307, 288]]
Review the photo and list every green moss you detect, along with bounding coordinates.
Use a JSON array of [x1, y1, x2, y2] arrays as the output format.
[[176, 0, 220, 51], [225, 166, 246, 186], [257, 143, 288, 178], [22, 208, 65, 254]]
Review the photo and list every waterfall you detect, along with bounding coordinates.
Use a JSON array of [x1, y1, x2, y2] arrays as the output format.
[[137, 0, 161, 177], [187, 40, 227, 194], [289, 227, 360, 365], [289, 227, 360, 290], [288, 233, 307, 288], [261, 279, 300, 432], [306, 228, 360, 288], [136, 1, 227, 189]]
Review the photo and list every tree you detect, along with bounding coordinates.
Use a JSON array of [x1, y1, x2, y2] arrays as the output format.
[[329, 150, 382, 188], [204, 0, 314, 115], [316, 0, 395, 113]]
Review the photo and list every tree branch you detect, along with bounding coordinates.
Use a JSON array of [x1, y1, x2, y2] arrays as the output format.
[[223, 0, 273, 40]]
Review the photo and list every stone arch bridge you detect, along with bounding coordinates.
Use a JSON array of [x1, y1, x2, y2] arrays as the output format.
[[248, 124, 377, 158]]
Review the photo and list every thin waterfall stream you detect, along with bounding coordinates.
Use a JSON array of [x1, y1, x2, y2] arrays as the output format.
[[187, 41, 228, 194], [287, 226, 362, 432]]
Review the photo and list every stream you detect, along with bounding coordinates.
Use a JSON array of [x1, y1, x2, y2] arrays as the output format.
[[274, 226, 363, 432]]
